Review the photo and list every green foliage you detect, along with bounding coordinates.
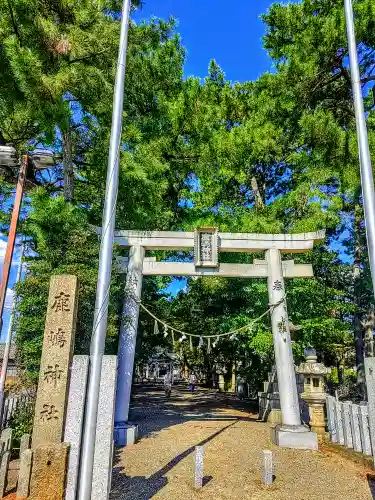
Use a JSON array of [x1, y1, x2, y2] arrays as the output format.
[[153, 245, 352, 391], [7, 400, 35, 443], [328, 367, 357, 386], [14, 189, 123, 380]]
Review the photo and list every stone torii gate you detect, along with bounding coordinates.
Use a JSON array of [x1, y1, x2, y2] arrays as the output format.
[[113, 227, 325, 450]]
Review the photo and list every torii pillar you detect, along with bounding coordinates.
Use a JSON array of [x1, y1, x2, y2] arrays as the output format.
[[267, 248, 318, 449], [114, 245, 144, 446]]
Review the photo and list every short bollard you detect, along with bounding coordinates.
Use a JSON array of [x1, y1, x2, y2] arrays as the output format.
[[263, 450, 273, 485], [194, 446, 204, 489]]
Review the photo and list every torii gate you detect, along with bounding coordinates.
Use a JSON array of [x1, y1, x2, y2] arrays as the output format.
[[113, 227, 325, 450]]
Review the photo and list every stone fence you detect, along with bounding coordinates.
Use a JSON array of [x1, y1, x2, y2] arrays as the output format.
[[1, 393, 33, 430], [326, 395, 372, 456], [258, 368, 307, 424]]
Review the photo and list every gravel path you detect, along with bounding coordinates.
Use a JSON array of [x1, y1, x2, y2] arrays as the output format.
[[110, 384, 374, 500]]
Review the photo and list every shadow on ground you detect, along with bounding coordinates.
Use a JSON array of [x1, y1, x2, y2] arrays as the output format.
[[127, 382, 258, 440], [110, 418, 237, 499], [367, 474, 375, 499], [109, 383, 258, 500]]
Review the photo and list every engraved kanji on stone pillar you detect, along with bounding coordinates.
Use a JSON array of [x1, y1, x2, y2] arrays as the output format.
[[194, 227, 219, 268], [266, 249, 301, 427], [32, 275, 78, 449]]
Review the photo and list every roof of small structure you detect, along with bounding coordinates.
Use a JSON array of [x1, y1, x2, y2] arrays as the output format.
[[148, 347, 179, 363]]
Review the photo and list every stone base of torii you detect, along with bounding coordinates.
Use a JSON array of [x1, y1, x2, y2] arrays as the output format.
[[109, 227, 325, 450]]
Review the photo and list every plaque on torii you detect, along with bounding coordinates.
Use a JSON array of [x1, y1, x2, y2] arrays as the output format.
[[194, 227, 219, 268]]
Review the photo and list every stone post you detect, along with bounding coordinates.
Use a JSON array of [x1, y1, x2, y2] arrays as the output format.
[[359, 402, 372, 455], [263, 450, 273, 485], [20, 434, 31, 456], [17, 449, 33, 499], [335, 399, 345, 445], [364, 357, 375, 463], [350, 403, 363, 452], [0, 450, 10, 497], [218, 374, 225, 393], [230, 363, 236, 393], [64, 356, 89, 500], [266, 249, 301, 427], [342, 401, 353, 448], [194, 446, 204, 489], [266, 249, 318, 449], [114, 245, 144, 446]]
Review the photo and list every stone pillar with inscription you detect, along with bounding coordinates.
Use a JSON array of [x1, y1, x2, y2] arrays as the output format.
[[32, 275, 78, 448], [114, 245, 145, 446], [266, 249, 318, 450], [29, 275, 78, 499]]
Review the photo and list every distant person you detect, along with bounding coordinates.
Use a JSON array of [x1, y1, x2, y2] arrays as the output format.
[[189, 373, 197, 393], [164, 371, 172, 397]]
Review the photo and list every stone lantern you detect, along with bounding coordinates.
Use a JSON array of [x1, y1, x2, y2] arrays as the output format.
[[297, 348, 331, 437]]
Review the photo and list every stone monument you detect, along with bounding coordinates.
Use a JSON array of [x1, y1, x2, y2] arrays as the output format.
[[29, 275, 78, 499], [29, 443, 70, 500], [32, 275, 78, 447], [258, 367, 305, 424]]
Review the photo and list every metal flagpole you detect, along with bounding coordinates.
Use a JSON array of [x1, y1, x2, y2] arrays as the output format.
[[344, 0, 375, 299], [0, 242, 24, 422], [77, 1, 132, 498]]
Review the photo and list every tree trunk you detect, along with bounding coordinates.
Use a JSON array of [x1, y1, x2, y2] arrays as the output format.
[[364, 305, 375, 358], [62, 127, 74, 202], [353, 204, 365, 397], [337, 358, 344, 386], [251, 175, 265, 210]]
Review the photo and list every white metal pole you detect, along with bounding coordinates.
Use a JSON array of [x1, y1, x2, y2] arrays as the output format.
[[0, 242, 24, 422], [344, 0, 375, 299], [77, 1, 132, 498]]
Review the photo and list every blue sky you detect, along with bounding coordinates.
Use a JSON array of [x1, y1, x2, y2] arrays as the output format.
[[133, 0, 276, 82]]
